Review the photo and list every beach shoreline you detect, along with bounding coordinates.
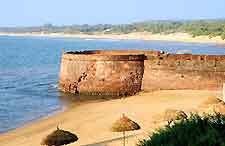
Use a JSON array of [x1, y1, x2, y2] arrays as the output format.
[[0, 32, 225, 45], [0, 90, 222, 146]]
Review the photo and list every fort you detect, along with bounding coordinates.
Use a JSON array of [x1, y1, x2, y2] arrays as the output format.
[[59, 50, 225, 96]]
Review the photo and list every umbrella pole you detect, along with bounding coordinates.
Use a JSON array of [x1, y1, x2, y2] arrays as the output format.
[[123, 131, 125, 146]]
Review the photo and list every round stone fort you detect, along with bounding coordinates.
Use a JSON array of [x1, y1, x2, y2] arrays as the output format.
[[58, 50, 145, 96]]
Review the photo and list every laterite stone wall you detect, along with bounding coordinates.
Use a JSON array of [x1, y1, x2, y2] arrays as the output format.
[[59, 51, 145, 96], [59, 50, 225, 96], [142, 53, 225, 91]]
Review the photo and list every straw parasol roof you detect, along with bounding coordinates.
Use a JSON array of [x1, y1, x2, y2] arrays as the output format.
[[41, 127, 78, 146], [208, 102, 225, 115], [111, 114, 141, 132], [163, 109, 187, 124], [201, 96, 222, 107], [111, 114, 140, 146]]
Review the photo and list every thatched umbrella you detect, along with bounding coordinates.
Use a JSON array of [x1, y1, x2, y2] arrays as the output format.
[[41, 126, 78, 146], [163, 109, 187, 125], [210, 102, 225, 115], [201, 96, 222, 107], [111, 114, 141, 146]]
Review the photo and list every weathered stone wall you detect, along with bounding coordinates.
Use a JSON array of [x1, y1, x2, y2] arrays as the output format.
[[142, 53, 225, 91], [59, 51, 145, 96], [59, 50, 225, 96]]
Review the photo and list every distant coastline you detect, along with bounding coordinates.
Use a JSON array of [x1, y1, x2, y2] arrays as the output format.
[[1, 32, 225, 45]]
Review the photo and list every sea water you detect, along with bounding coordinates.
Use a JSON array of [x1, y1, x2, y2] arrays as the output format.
[[0, 35, 224, 133]]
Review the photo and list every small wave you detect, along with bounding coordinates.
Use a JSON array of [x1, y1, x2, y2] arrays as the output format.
[[176, 49, 192, 54], [50, 84, 58, 89], [1, 86, 16, 90], [36, 83, 50, 87], [84, 38, 95, 41]]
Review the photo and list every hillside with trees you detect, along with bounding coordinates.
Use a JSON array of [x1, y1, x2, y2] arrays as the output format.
[[1, 19, 225, 40]]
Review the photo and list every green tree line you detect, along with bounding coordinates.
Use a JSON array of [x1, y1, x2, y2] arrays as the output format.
[[1, 19, 225, 40]]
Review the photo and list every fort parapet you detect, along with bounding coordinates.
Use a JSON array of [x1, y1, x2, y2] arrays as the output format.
[[143, 52, 225, 91], [59, 50, 225, 96]]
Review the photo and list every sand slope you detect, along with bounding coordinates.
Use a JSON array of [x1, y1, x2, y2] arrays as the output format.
[[0, 90, 222, 146]]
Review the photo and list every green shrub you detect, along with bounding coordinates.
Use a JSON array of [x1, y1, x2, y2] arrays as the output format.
[[138, 113, 225, 146]]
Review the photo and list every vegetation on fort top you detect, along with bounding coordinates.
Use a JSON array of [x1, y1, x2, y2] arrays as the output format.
[[1, 19, 225, 40], [138, 113, 225, 146]]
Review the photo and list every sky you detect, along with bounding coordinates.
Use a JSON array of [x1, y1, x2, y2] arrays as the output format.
[[0, 0, 225, 27]]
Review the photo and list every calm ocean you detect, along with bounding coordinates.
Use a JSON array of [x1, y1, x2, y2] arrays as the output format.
[[0, 35, 224, 133]]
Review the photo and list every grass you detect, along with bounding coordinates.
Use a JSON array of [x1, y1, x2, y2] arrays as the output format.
[[138, 113, 225, 146]]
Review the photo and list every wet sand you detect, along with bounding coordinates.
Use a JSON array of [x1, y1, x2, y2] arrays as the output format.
[[0, 90, 222, 146]]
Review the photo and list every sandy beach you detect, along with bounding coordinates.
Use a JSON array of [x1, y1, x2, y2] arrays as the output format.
[[0, 90, 222, 146], [0, 32, 225, 45]]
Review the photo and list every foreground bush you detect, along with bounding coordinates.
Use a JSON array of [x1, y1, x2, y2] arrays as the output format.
[[138, 113, 225, 146]]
